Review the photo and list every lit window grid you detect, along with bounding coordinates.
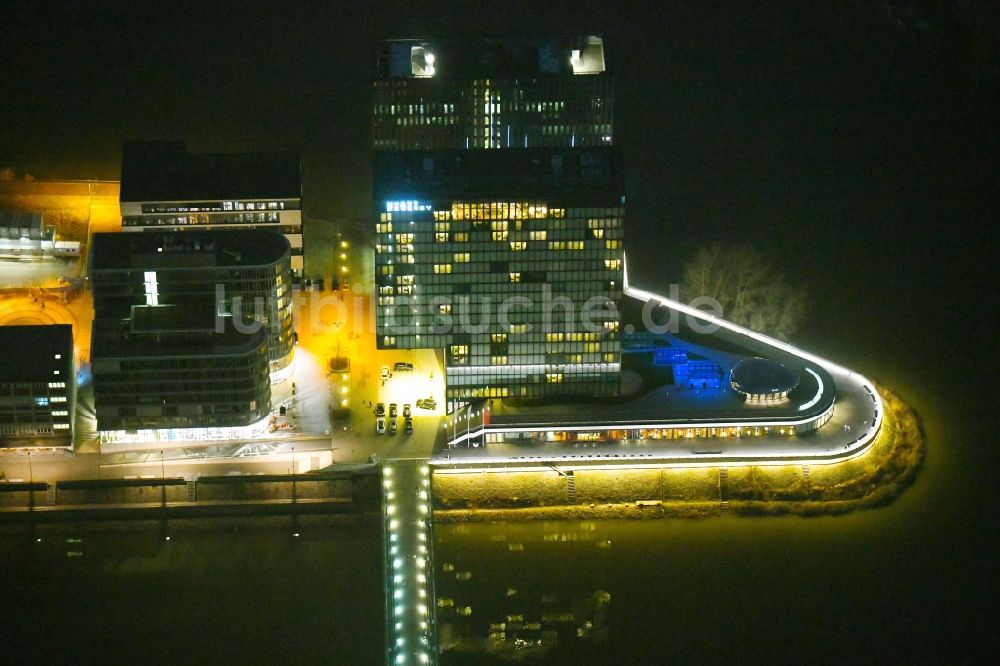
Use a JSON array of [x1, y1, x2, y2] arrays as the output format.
[[372, 76, 614, 151], [91, 256, 295, 371], [0, 376, 73, 438], [374, 201, 624, 400]]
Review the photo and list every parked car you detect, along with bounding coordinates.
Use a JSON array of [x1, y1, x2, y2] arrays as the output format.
[[389, 403, 398, 418], [316, 277, 325, 292], [388, 418, 397, 435], [394, 362, 414, 372], [402, 403, 411, 418], [415, 398, 437, 410], [381, 366, 390, 381], [404, 417, 413, 434], [376, 416, 386, 434], [375, 402, 385, 417]]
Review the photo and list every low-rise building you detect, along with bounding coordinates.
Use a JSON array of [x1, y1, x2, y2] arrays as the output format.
[[119, 141, 303, 275], [0, 211, 79, 259], [0, 325, 75, 449]]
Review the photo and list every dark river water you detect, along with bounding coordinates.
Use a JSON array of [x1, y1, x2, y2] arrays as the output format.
[[432, 329, 994, 665], [0, 517, 385, 665]]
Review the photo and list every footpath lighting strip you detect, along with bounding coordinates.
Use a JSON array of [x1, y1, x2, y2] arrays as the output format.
[[384, 463, 435, 665], [434, 260, 884, 468], [799, 368, 825, 412]]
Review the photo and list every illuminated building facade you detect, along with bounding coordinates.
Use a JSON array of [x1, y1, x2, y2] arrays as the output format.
[[91, 305, 271, 444], [0, 325, 75, 449], [119, 141, 304, 275], [90, 229, 294, 377], [374, 36, 624, 407], [374, 36, 611, 151]]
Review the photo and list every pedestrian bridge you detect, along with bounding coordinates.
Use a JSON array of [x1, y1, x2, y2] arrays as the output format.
[[382, 460, 436, 665]]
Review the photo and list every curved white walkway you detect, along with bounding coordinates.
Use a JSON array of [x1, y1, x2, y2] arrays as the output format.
[[432, 259, 883, 469]]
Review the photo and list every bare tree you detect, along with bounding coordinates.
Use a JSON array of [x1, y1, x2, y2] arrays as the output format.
[[681, 244, 807, 340]]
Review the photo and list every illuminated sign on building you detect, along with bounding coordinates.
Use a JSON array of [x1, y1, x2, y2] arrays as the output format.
[[386, 200, 432, 212]]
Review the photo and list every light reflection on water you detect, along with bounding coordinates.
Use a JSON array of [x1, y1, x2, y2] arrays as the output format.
[[433, 366, 990, 664], [0, 516, 384, 663]]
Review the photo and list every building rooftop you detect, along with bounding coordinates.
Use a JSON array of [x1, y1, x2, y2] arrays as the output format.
[[730, 358, 801, 396], [376, 35, 606, 79], [92, 307, 267, 359], [486, 349, 829, 430], [479, 292, 835, 429], [90, 229, 290, 271], [0, 325, 73, 383], [129, 304, 219, 334], [0, 211, 43, 230], [120, 141, 300, 203]]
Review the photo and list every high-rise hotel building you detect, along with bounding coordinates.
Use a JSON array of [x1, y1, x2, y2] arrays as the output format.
[[373, 36, 624, 407]]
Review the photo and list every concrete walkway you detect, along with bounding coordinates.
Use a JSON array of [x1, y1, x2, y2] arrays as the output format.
[[382, 460, 436, 665]]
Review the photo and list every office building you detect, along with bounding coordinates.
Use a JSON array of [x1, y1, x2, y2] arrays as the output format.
[[373, 36, 624, 408], [92, 305, 271, 445], [119, 141, 304, 275], [0, 325, 75, 449], [90, 229, 294, 378]]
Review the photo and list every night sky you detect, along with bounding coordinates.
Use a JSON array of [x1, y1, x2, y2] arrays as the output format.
[[2, 0, 994, 365], [2, 0, 998, 661]]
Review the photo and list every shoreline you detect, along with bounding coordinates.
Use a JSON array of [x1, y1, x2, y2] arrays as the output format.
[[433, 385, 924, 523]]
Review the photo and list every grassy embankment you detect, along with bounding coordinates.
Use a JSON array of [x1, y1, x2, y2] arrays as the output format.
[[433, 385, 924, 522]]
